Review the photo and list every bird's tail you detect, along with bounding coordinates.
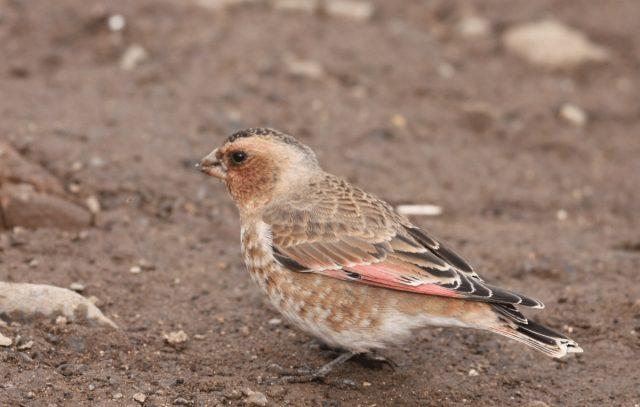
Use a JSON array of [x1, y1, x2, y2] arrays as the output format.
[[489, 305, 583, 358]]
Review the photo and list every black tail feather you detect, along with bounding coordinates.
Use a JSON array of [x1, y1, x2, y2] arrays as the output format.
[[490, 309, 583, 358]]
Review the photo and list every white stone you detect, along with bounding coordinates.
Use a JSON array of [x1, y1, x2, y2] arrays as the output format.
[[164, 330, 188, 345], [89, 156, 106, 167], [0, 332, 12, 347], [195, 0, 261, 10], [108, 14, 126, 32], [69, 282, 85, 292], [86, 195, 101, 214], [396, 204, 443, 217], [437, 63, 456, 79], [556, 209, 568, 221], [457, 15, 491, 38], [18, 340, 33, 350], [285, 57, 325, 79], [133, 392, 147, 403], [559, 103, 587, 127], [325, 0, 373, 21], [503, 20, 608, 69], [120, 44, 148, 71], [272, 0, 318, 12], [243, 388, 268, 406], [0, 282, 117, 328]]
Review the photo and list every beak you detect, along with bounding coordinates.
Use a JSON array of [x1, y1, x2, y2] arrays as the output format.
[[197, 148, 227, 180]]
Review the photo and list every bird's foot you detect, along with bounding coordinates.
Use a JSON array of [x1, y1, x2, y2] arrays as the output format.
[[352, 352, 398, 371], [272, 351, 356, 383]]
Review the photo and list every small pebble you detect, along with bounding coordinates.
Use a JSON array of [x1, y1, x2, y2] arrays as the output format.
[[113, 392, 123, 400], [69, 282, 85, 292], [268, 318, 282, 326], [396, 204, 443, 217], [130, 266, 142, 274], [120, 44, 148, 71], [133, 392, 147, 404], [438, 63, 456, 79], [468, 368, 480, 376], [86, 196, 101, 214], [391, 114, 407, 129], [0, 333, 13, 347], [194, 0, 252, 11], [559, 103, 587, 127], [71, 161, 84, 171], [242, 388, 268, 406], [224, 389, 242, 400], [108, 14, 126, 32], [164, 330, 188, 345], [503, 19, 608, 69], [324, 0, 373, 21], [55, 316, 68, 326], [68, 182, 81, 194], [285, 56, 325, 79], [457, 15, 491, 38], [89, 156, 106, 167], [556, 209, 568, 221], [240, 326, 251, 336], [18, 340, 34, 350], [272, 0, 318, 12], [524, 402, 551, 407], [173, 397, 191, 405]]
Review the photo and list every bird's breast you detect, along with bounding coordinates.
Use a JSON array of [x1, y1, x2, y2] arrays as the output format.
[[240, 220, 275, 271]]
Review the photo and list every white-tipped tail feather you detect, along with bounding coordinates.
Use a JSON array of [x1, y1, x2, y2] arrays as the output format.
[[491, 318, 583, 358]]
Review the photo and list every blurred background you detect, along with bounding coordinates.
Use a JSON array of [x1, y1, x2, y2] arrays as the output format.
[[0, 0, 639, 405]]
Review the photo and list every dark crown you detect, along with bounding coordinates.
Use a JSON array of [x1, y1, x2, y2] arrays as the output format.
[[226, 128, 309, 151]]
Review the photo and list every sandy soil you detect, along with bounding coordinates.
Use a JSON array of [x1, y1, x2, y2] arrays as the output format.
[[1, 0, 639, 405]]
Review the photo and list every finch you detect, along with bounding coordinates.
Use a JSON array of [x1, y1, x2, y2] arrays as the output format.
[[199, 128, 582, 379]]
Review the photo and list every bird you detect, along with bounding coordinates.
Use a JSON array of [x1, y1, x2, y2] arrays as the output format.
[[198, 127, 582, 380]]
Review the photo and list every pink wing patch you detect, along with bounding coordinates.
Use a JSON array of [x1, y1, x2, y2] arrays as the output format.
[[340, 263, 463, 298]]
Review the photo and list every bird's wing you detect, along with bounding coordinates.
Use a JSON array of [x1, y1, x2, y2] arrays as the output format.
[[264, 174, 543, 309]]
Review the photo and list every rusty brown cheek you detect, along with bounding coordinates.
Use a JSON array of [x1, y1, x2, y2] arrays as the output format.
[[226, 159, 279, 207]]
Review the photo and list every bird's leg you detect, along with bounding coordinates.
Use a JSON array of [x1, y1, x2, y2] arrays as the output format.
[[278, 351, 357, 383]]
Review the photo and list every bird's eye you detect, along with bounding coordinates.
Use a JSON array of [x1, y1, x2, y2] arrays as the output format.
[[230, 151, 247, 165]]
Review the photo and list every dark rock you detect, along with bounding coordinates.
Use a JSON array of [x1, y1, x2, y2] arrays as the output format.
[[0, 183, 92, 230], [57, 363, 88, 377]]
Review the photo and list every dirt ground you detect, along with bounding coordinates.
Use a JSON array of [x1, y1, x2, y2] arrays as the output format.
[[1, 0, 640, 405]]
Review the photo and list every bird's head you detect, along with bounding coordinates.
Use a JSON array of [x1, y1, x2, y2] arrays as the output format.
[[199, 128, 320, 213]]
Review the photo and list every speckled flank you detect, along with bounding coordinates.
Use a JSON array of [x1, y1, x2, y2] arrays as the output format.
[[240, 218, 493, 353]]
